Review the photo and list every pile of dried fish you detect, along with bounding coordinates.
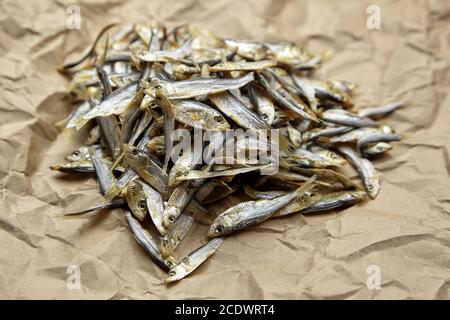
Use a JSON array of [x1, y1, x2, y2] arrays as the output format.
[[53, 22, 403, 283]]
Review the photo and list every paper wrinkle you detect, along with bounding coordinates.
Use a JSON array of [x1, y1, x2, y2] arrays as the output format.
[[0, 0, 449, 299]]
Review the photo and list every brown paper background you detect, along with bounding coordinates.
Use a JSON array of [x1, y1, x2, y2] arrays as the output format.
[[1, 0, 449, 299]]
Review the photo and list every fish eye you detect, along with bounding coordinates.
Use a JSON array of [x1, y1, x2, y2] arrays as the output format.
[[214, 116, 224, 123], [168, 270, 176, 277], [367, 185, 373, 191], [72, 150, 80, 156], [168, 215, 175, 223], [210, 72, 218, 78], [138, 200, 146, 210], [215, 225, 224, 234], [156, 147, 165, 154], [149, 101, 157, 108], [131, 149, 139, 157], [261, 114, 268, 121]]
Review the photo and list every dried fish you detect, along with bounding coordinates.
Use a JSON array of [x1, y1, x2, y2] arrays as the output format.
[[208, 179, 316, 237], [146, 72, 254, 99], [301, 190, 366, 214], [125, 211, 176, 271], [165, 237, 223, 283], [55, 23, 404, 283], [337, 145, 380, 199]]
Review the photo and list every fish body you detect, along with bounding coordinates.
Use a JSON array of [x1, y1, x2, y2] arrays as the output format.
[[208, 181, 315, 237], [321, 109, 375, 127], [209, 91, 269, 129], [248, 83, 276, 125], [146, 72, 254, 99], [209, 60, 276, 72], [302, 191, 365, 213], [165, 237, 224, 283], [89, 146, 117, 195], [126, 180, 148, 221], [358, 102, 403, 118], [337, 145, 380, 199], [75, 82, 139, 128], [123, 144, 170, 197], [172, 100, 230, 130], [160, 212, 194, 258], [125, 211, 175, 271], [163, 181, 200, 228]]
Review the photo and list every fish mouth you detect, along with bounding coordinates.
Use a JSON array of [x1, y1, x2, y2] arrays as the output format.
[[49, 164, 61, 170]]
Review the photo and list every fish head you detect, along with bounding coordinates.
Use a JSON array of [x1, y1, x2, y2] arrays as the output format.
[[163, 206, 179, 228], [324, 151, 347, 166], [378, 124, 394, 134], [202, 111, 230, 131], [147, 136, 166, 157], [364, 142, 392, 156], [168, 170, 182, 187], [364, 177, 380, 199], [123, 144, 149, 166], [160, 235, 175, 258], [260, 108, 275, 125], [126, 181, 148, 220], [144, 78, 163, 97], [207, 215, 234, 238], [164, 256, 178, 272], [345, 190, 367, 203], [164, 262, 188, 283], [65, 146, 90, 162]]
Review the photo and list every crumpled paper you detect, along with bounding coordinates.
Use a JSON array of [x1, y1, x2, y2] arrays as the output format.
[[0, 0, 449, 299]]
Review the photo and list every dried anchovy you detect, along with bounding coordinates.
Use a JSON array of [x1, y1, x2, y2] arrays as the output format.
[[53, 22, 404, 283]]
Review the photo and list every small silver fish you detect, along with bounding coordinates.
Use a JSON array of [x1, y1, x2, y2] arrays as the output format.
[[337, 145, 380, 199], [248, 83, 276, 125], [208, 60, 276, 72], [123, 144, 170, 197], [358, 102, 403, 118], [146, 72, 254, 99], [362, 142, 393, 157], [172, 100, 231, 131], [164, 237, 223, 283], [163, 180, 201, 228], [89, 145, 117, 196], [357, 132, 401, 155], [209, 91, 269, 129], [125, 211, 176, 271], [75, 81, 139, 129], [208, 180, 315, 237], [302, 126, 352, 142], [160, 212, 194, 258], [302, 190, 366, 213], [321, 109, 375, 127]]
